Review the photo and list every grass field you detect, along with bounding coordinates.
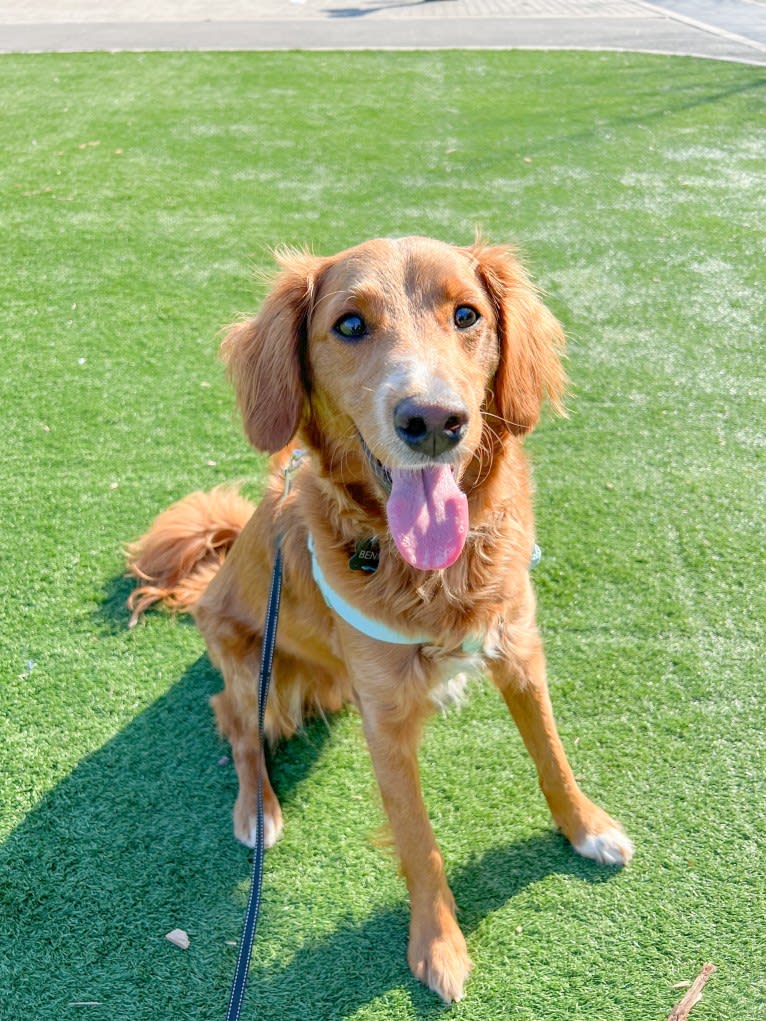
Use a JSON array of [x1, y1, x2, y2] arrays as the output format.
[[0, 49, 764, 1021]]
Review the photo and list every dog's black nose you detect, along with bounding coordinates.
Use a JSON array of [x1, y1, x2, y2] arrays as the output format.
[[394, 395, 468, 457]]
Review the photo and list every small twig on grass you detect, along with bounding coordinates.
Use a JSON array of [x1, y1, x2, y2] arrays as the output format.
[[666, 963, 717, 1021]]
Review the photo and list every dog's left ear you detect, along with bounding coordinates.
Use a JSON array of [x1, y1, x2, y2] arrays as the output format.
[[469, 242, 566, 435], [220, 249, 324, 454]]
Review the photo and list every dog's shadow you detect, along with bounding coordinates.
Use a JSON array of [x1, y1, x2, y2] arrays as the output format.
[[2, 580, 619, 1017], [247, 831, 613, 1018]]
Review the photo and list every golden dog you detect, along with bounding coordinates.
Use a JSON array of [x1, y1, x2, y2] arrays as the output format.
[[127, 236, 633, 1003]]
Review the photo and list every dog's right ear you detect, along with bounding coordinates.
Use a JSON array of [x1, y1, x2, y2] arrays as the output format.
[[220, 250, 324, 454]]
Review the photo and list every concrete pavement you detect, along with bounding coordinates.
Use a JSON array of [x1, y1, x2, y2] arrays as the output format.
[[1, 0, 765, 64]]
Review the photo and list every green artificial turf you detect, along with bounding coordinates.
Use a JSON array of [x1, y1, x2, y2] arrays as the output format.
[[1, 49, 764, 1021]]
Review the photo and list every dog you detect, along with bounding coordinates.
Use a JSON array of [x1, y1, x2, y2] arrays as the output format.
[[126, 236, 633, 1003]]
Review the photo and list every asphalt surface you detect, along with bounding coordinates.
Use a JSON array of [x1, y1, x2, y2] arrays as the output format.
[[1, 0, 765, 63]]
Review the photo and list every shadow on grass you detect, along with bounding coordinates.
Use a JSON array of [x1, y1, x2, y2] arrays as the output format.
[[512, 70, 766, 162], [2, 592, 622, 1018], [0, 653, 334, 1018], [246, 830, 615, 1019]]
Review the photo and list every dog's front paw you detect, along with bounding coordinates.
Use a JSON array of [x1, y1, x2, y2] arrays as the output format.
[[568, 803, 634, 866], [233, 794, 284, 850], [408, 918, 472, 1004], [574, 827, 634, 866]]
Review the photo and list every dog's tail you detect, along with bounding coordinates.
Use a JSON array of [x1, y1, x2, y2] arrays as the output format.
[[125, 485, 255, 627]]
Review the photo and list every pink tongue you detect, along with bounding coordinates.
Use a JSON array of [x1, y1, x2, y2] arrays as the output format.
[[386, 466, 469, 571]]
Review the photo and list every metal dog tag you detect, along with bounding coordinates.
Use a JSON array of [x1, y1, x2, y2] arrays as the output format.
[[349, 537, 380, 573]]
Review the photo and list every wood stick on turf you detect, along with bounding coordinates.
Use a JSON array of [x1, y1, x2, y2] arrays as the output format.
[[666, 963, 717, 1021]]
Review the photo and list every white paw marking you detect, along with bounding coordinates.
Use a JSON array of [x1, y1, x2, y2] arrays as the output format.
[[574, 828, 634, 866], [263, 811, 283, 849], [239, 811, 283, 850]]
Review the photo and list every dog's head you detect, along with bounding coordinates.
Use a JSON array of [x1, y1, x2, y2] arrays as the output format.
[[222, 237, 565, 570]]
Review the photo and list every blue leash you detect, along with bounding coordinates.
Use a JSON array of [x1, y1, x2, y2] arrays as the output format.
[[224, 540, 283, 1021], [224, 452, 305, 1021]]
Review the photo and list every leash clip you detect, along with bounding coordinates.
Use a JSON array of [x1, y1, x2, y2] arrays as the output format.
[[282, 448, 307, 499]]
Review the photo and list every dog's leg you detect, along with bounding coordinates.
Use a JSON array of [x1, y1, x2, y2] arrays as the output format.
[[210, 671, 284, 850], [345, 640, 472, 1004], [361, 700, 472, 1003], [490, 630, 634, 866]]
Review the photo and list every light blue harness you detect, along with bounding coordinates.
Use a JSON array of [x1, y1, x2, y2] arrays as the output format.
[[308, 534, 540, 652]]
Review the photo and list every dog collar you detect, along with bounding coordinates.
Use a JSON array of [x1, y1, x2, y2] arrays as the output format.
[[531, 542, 542, 569], [307, 534, 533, 654], [308, 534, 435, 646], [308, 533, 540, 651], [307, 534, 540, 650]]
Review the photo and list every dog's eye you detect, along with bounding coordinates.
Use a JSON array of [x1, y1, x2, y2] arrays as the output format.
[[454, 305, 480, 330], [334, 313, 367, 341]]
